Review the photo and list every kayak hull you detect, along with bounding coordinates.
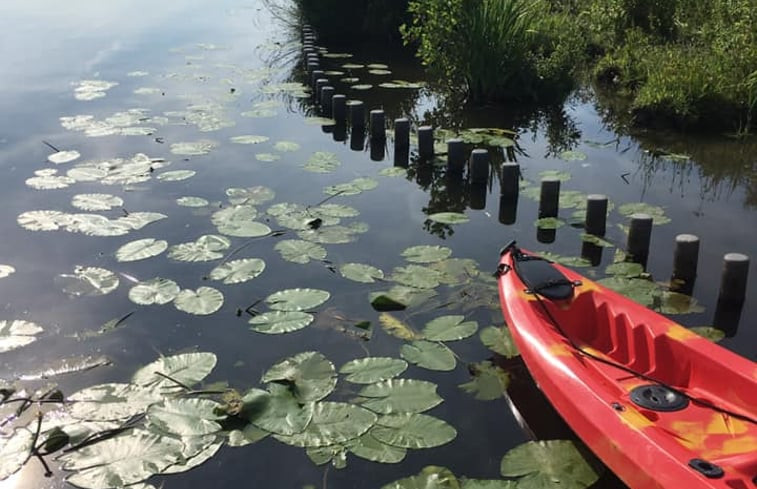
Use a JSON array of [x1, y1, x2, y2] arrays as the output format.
[[497, 248, 757, 489]]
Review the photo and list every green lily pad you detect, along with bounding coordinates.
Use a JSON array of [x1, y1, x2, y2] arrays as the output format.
[[209, 258, 265, 284], [500, 440, 599, 489], [379, 313, 422, 340], [174, 287, 224, 315], [459, 361, 510, 400], [617, 203, 670, 225], [228, 424, 269, 447], [401, 341, 456, 371], [242, 385, 314, 436], [225, 186, 275, 205], [230, 135, 269, 144], [324, 177, 378, 196], [461, 480, 516, 489], [0, 320, 43, 353], [378, 80, 425, 89], [480, 326, 519, 358], [304, 151, 340, 173], [539, 170, 572, 182], [255, 153, 281, 162], [0, 427, 33, 480], [689, 326, 725, 342], [311, 203, 360, 218], [58, 266, 119, 296], [115, 238, 168, 262], [372, 286, 438, 310], [168, 235, 230, 262], [431, 258, 480, 285], [176, 196, 209, 207], [71, 193, 123, 211], [428, 212, 469, 224], [132, 352, 217, 393], [340, 263, 385, 283], [274, 239, 327, 264], [0, 265, 14, 278], [371, 413, 457, 449], [351, 84, 373, 90], [146, 398, 225, 436], [67, 383, 161, 422], [381, 466, 459, 489], [604, 262, 645, 277], [249, 311, 314, 334], [402, 245, 452, 264], [48, 150, 81, 164], [266, 288, 330, 311], [534, 218, 565, 229], [128, 278, 180, 305], [262, 351, 337, 402], [558, 150, 587, 162], [422, 315, 478, 341], [391, 265, 442, 289], [274, 141, 300, 152], [274, 402, 377, 448], [379, 167, 408, 176], [348, 433, 406, 464], [580, 234, 614, 248], [157, 170, 196, 182], [339, 357, 408, 384], [359, 379, 442, 414]]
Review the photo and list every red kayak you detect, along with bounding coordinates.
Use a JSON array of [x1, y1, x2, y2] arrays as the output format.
[[496, 243, 757, 489]]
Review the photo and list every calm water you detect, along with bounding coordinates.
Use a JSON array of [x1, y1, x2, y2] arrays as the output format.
[[0, 2, 754, 489]]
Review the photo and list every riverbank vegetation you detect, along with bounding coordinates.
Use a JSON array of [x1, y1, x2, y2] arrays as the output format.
[[293, 0, 757, 133]]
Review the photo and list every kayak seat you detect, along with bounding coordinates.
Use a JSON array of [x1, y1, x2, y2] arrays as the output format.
[[512, 255, 575, 301]]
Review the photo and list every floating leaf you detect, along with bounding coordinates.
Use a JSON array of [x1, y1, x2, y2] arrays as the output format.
[[115, 238, 168, 262], [132, 352, 217, 393], [0, 265, 15, 278], [311, 203, 360, 218], [0, 320, 43, 353], [340, 263, 384, 283], [391, 265, 442, 289], [558, 150, 587, 161], [0, 428, 33, 480], [459, 361, 510, 400], [539, 170, 571, 182], [379, 313, 421, 340], [242, 385, 314, 436], [59, 429, 184, 489], [617, 203, 670, 225], [428, 212, 469, 224], [304, 116, 336, 126], [604, 262, 644, 277], [324, 177, 378, 196], [147, 398, 225, 436], [249, 311, 313, 334], [58, 266, 119, 296], [351, 84, 373, 90], [378, 80, 425, 89], [274, 141, 300, 152], [359, 379, 442, 414], [381, 466, 459, 489], [369, 69, 392, 75], [266, 288, 330, 311], [230, 135, 269, 144], [48, 150, 81, 164], [255, 152, 281, 162], [348, 433, 406, 463], [209, 258, 265, 284], [17, 210, 66, 231], [342, 63, 364, 69], [157, 169, 196, 182], [275, 240, 327, 264], [340, 357, 408, 384], [176, 196, 209, 207], [304, 151, 340, 173], [534, 217, 565, 229], [225, 186, 275, 205], [170, 140, 217, 156], [168, 235, 231, 262], [128, 278, 180, 306], [71, 193, 124, 211], [371, 413, 457, 449], [228, 424, 269, 447], [401, 341, 456, 371], [657, 291, 705, 315], [500, 440, 599, 489], [480, 326, 519, 358], [690, 326, 725, 342], [461, 480, 516, 489], [422, 315, 477, 341], [379, 167, 408, 177], [174, 287, 224, 315], [26, 174, 75, 190], [580, 234, 614, 247], [67, 383, 160, 422], [402, 245, 452, 264], [161, 435, 222, 475], [262, 351, 336, 402], [372, 286, 437, 310], [274, 402, 377, 448]]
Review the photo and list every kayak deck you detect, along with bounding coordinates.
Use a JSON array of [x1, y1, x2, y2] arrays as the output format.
[[497, 248, 757, 488]]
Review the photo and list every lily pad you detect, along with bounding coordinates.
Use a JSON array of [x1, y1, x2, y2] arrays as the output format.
[[402, 245, 452, 264], [170, 140, 217, 156], [168, 235, 231, 262], [274, 141, 300, 152], [339, 357, 408, 384], [266, 288, 330, 311], [274, 402, 377, 448], [129, 278, 180, 305], [391, 265, 442, 289], [690, 326, 725, 342], [48, 150, 81, 164], [558, 150, 587, 162], [348, 433, 407, 464], [604, 261, 645, 277], [0, 427, 34, 480], [176, 196, 209, 207], [324, 177, 378, 196], [500, 440, 599, 489], [274, 240, 327, 264], [241, 385, 314, 436], [428, 212, 469, 224], [458, 361, 510, 400], [304, 151, 340, 173], [157, 170, 196, 182], [371, 413, 457, 449], [249, 311, 314, 334], [174, 287, 224, 315], [115, 238, 168, 262], [534, 218, 565, 229], [400, 341, 456, 371], [262, 351, 337, 402], [230, 135, 269, 144], [58, 266, 119, 296], [617, 203, 670, 225], [147, 398, 225, 436], [209, 258, 265, 284], [225, 186, 275, 205], [479, 326, 519, 358], [255, 152, 281, 162], [132, 352, 217, 393], [379, 167, 408, 177], [0, 265, 15, 278], [359, 379, 442, 414], [381, 466, 459, 489], [422, 315, 478, 341], [340, 263, 384, 283], [379, 313, 422, 340], [0, 320, 43, 353], [72, 193, 123, 211]]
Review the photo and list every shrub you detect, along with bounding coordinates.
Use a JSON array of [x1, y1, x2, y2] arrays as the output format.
[[294, 0, 409, 44]]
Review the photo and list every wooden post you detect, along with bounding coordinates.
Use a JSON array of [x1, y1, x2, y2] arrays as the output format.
[[418, 126, 434, 160], [585, 194, 608, 236], [447, 139, 465, 174], [672, 234, 700, 282], [538, 178, 560, 218], [718, 253, 749, 304], [332, 94, 347, 123], [370, 110, 386, 141], [320, 86, 334, 116], [469, 149, 489, 184], [500, 163, 520, 197], [627, 213, 653, 265], [394, 118, 410, 168], [349, 100, 365, 130]]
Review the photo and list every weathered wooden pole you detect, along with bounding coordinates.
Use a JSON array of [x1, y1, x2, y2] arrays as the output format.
[[585, 194, 608, 236], [314, 78, 328, 102], [446, 139, 465, 175], [349, 100, 365, 130], [718, 253, 749, 304], [469, 149, 489, 184], [500, 163, 520, 197], [418, 126, 434, 160], [672, 234, 700, 282], [394, 118, 410, 168], [331, 94, 347, 123], [369, 110, 386, 141], [310, 69, 324, 89], [498, 194, 518, 225], [627, 213, 653, 265], [320, 86, 334, 116], [538, 178, 560, 218]]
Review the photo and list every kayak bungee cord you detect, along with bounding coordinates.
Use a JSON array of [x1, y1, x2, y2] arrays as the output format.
[[498, 243, 757, 426]]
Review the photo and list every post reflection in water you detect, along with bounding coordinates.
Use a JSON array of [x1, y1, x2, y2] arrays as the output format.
[[713, 297, 743, 338], [469, 182, 487, 210], [499, 194, 518, 225], [350, 127, 365, 151], [581, 241, 603, 267]]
